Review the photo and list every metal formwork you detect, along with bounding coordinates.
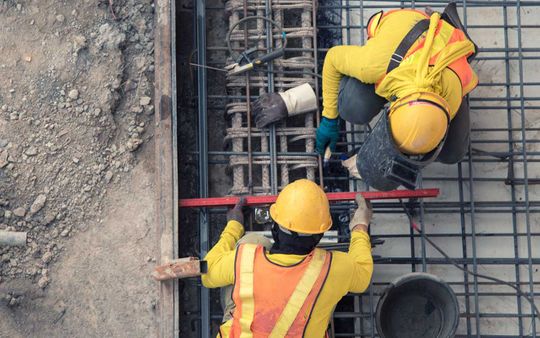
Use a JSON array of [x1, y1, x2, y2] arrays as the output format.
[[179, 0, 540, 337]]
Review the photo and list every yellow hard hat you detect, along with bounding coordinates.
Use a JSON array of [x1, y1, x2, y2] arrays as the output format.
[[389, 92, 450, 155], [269, 179, 332, 234]]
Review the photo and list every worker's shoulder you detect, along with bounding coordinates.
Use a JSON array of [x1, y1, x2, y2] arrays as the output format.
[[327, 250, 356, 272], [378, 10, 427, 32], [383, 9, 427, 22]]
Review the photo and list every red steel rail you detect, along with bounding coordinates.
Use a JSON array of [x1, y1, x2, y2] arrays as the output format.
[[179, 188, 439, 208]]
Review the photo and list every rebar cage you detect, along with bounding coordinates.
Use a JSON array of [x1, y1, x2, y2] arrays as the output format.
[[177, 0, 540, 337]]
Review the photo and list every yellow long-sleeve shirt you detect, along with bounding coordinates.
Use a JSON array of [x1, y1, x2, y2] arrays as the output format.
[[322, 10, 463, 120], [202, 221, 374, 337]]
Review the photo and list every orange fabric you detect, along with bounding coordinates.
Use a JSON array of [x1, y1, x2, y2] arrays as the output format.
[[445, 30, 478, 94], [366, 11, 383, 39], [231, 245, 331, 338], [376, 12, 477, 95]]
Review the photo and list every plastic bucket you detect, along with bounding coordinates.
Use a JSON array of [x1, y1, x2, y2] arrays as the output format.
[[375, 273, 459, 338]]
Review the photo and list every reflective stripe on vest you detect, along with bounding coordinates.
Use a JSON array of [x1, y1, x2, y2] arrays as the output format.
[[231, 244, 331, 338], [376, 11, 478, 98], [237, 244, 257, 338]]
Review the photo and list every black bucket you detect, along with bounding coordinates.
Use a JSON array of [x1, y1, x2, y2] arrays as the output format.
[[375, 273, 459, 338]]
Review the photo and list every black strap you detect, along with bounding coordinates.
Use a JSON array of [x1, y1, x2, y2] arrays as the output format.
[[386, 19, 430, 74]]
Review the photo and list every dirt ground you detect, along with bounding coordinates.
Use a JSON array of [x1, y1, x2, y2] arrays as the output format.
[[0, 0, 158, 336]]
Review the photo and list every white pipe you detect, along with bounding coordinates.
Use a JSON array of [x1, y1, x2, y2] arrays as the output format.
[[0, 231, 27, 246]]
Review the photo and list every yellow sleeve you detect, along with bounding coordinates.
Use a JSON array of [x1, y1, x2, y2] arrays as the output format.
[[347, 230, 374, 293], [321, 11, 428, 120], [201, 220, 244, 288], [321, 45, 372, 119], [440, 68, 463, 119]]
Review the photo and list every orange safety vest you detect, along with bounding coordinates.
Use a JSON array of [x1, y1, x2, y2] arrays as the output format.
[[368, 9, 478, 96], [229, 244, 332, 338]]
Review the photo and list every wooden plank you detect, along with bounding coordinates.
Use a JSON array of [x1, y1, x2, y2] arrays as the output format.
[[152, 257, 204, 281], [155, 0, 179, 336], [179, 189, 440, 208]]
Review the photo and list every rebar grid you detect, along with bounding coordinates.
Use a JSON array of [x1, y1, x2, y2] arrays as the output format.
[[190, 0, 540, 337], [224, 0, 319, 195], [321, 1, 540, 337]]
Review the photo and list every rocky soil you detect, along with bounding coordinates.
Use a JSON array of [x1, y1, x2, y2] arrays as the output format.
[[0, 0, 158, 332]]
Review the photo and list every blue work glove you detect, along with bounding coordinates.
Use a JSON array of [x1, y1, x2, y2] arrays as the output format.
[[316, 117, 340, 155]]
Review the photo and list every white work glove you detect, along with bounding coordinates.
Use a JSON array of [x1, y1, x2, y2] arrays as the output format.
[[349, 194, 372, 232], [252, 83, 318, 128], [342, 154, 362, 179], [279, 83, 318, 116]]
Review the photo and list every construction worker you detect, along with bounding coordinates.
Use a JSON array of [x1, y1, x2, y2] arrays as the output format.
[[202, 179, 373, 337], [315, 4, 478, 190]]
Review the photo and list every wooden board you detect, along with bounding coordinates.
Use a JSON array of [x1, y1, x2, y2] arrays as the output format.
[[155, 0, 179, 336]]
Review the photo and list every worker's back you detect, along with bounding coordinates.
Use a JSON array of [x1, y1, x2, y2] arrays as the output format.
[[321, 9, 469, 119], [204, 222, 373, 338], [203, 182, 374, 338]]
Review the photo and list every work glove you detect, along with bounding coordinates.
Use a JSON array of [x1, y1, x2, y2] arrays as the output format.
[[349, 194, 372, 232], [252, 83, 318, 128], [227, 197, 247, 224], [316, 116, 340, 155], [341, 154, 361, 179]]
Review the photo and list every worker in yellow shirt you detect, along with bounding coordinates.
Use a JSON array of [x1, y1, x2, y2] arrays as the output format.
[[315, 4, 478, 190], [251, 5, 478, 191], [202, 179, 374, 337]]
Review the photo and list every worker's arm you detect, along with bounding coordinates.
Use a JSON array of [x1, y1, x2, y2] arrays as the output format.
[[440, 68, 463, 119], [321, 11, 430, 119], [322, 45, 373, 119], [201, 220, 244, 288], [348, 228, 374, 293], [347, 195, 374, 293]]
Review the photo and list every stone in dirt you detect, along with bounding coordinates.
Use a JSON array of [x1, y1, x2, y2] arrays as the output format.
[[43, 212, 56, 226], [126, 138, 142, 152], [9, 296, 20, 307], [105, 171, 114, 183], [38, 276, 49, 289], [139, 96, 151, 106], [41, 251, 53, 264], [68, 89, 79, 100], [30, 194, 47, 215], [73, 35, 87, 51], [0, 150, 9, 168], [96, 24, 126, 50], [13, 207, 26, 217], [25, 146, 38, 156]]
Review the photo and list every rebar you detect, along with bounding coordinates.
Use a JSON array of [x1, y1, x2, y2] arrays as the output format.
[[189, 1, 540, 336], [224, 0, 320, 195]]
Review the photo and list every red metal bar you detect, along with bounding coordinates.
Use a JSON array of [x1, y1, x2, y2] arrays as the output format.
[[179, 188, 439, 208]]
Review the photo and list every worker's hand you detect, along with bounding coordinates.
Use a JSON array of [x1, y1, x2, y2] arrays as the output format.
[[252, 93, 288, 128], [227, 197, 247, 224], [316, 117, 340, 155], [349, 194, 372, 232], [425, 6, 434, 16], [253, 84, 318, 128]]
